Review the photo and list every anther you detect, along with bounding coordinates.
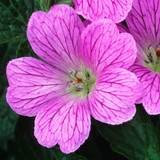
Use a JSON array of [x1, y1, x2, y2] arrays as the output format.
[[75, 86, 83, 91], [145, 60, 150, 64], [156, 48, 160, 57], [75, 78, 82, 84]]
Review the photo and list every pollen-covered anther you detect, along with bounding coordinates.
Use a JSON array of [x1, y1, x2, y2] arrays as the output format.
[[75, 78, 82, 84], [156, 48, 160, 57]]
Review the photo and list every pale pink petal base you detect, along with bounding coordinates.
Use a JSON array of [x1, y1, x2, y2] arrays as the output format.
[[6, 57, 66, 117], [74, 0, 133, 23], [89, 68, 139, 124], [130, 63, 160, 115], [34, 97, 91, 153]]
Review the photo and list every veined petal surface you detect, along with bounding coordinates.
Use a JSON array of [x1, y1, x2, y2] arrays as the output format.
[[6, 57, 66, 116], [27, 5, 85, 71], [130, 63, 160, 115], [74, 0, 133, 23], [34, 97, 91, 153], [89, 68, 139, 124], [126, 0, 160, 46], [81, 19, 137, 74]]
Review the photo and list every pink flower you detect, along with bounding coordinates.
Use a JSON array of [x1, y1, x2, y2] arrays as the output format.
[[73, 0, 133, 23], [126, 0, 160, 114], [6, 5, 140, 153]]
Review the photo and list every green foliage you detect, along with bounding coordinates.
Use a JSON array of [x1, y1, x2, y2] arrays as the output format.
[[39, 0, 54, 11], [0, 0, 40, 58], [7, 117, 87, 160], [0, 0, 34, 44], [55, 0, 73, 5], [16, 39, 39, 58], [0, 89, 19, 151], [96, 106, 160, 160], [0, 42, 19, 151]]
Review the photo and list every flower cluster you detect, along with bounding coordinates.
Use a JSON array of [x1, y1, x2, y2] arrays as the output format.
[[6, 0, 160, 154]]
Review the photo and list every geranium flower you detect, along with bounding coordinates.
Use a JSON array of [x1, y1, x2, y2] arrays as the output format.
[[73, 0, 133, 23], [6, 5, 140, 153], [126, 0, 160, 114]]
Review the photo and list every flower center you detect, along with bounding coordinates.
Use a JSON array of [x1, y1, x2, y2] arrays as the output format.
[[143, 45, 160, 73], [66, 66, 96, 98]]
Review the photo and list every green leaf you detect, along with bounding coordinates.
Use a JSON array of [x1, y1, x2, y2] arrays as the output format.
[[0, 0, 40, 45], [0, 2, 25, 44], [9, 0, 40, 23], [96, 106, 160, 160], [16, 39, 39, 58], [39, 0, 53, 11], [0, 42, 18, 76], [8, 117, 87, 160], [53, 148, 88, 160], [55, 0, 73, 5], [39, 0, 73, 11], [0, 89, 19, 150]]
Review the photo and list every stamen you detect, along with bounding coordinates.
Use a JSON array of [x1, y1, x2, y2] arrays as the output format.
[[75, 86, 83, 91], [156, 48, 160, 57], [67, 80, 73, 87], [144, 60, 149, 64], [68, 71, 73, 77], [148, 52, 153, 63], [75, 78, 82, 84]]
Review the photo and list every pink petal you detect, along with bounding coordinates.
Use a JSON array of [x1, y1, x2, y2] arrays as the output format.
[[89, 68, 140, 124], [130, 63, 160, 115], [27, 4, 84, 71], [6, 57, 66, 117], [74, 0, 133, 23], [126, 0, 160, 47], [34, 97, 91, 153], [81, 19, 137, 74]]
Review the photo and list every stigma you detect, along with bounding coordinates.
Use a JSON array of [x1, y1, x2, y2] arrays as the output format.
[[66, 66, 96, 98]]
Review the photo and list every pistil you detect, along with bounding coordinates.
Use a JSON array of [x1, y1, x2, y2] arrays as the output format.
[[143, 45, 160, 73], [66, 66, 96, 98]]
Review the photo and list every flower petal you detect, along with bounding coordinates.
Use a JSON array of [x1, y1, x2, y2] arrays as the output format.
[[89, 68, 139, 124], [126, 0, 160, 46], [74, 0, 133, 23], [81, 19, 137, 74], [34, 97, 91, 153], [27, 4, 84, 71], [6, 57, 66, 117], [130, 63, 160, 114]]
